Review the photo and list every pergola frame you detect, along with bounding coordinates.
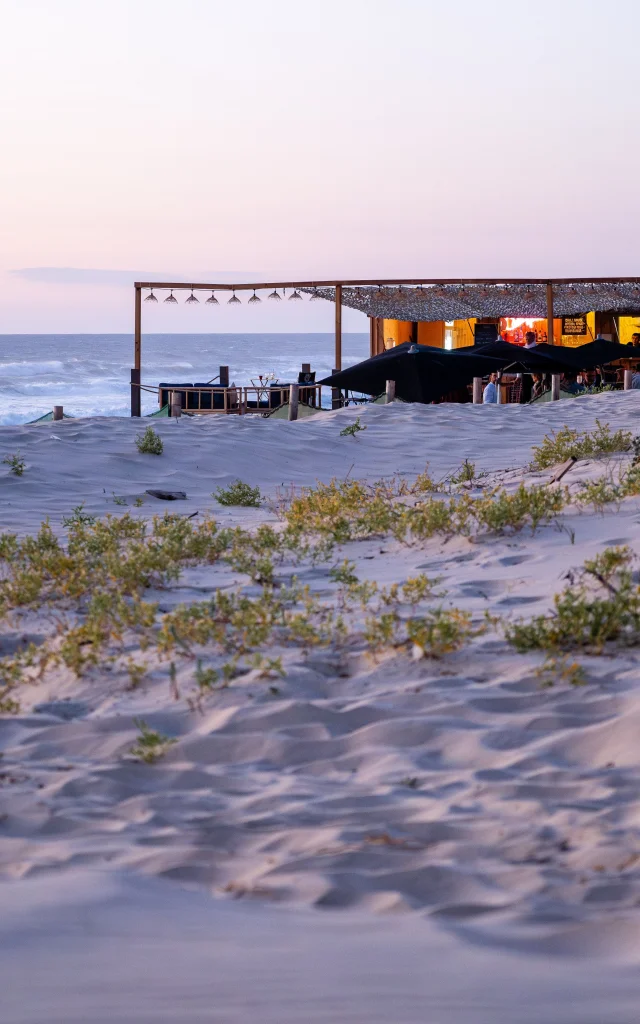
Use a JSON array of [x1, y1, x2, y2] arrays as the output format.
[[131, 277, 640, 416]]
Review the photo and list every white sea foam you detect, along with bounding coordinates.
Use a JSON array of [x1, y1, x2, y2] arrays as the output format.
[[0, 333, 368, 423]]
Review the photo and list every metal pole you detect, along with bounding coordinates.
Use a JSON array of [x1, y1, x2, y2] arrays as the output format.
[[335, 284, 342, 371], [385, 380, 396, 403], [546, 282, 555, 346], [551, 375, 560, 401], [288, 383, 299, 421], [624, 368, 633, 390], [472, 378, 483, 403], [496, 373, 504, 404]]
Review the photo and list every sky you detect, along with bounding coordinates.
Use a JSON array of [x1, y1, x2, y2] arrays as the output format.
[[0, 0, 639, 333]]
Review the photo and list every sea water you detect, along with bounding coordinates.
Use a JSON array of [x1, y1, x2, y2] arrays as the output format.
[[0, 333, 369, 424]]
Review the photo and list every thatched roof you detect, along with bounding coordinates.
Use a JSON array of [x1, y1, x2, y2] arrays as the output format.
[[303, 282, 640, 321]]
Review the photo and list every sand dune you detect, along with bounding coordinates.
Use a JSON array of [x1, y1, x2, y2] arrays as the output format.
[[3, 394, 640, 1019]]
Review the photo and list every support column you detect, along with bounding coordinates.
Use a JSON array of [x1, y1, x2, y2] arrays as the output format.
[[334, 284, 342, 371], [472, 378, 483, 404], [551, 375, 560, 401], [130, 369, 141, 418], [369, 317, 375, 357], [132, 285, 142, 417], [546, 282, 555, 346]]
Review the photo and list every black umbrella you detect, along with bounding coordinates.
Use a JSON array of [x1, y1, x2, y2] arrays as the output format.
[[457, 339, 578, 373], [534, 339, 636, 369], [319, 342, 502, 403]]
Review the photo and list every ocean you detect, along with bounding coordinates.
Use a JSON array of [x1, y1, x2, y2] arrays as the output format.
[[0, 333, 369, 424]]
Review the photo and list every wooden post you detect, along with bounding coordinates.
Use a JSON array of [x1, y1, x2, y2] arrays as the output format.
[[551, 374, 560, 401], [624, 368, 633, 390], [132, 284, 142, 417], [385, 380, 395, 403], [53, 405, 63, 421], [219, 365, 229, 388], [472, 378, 483, 404], [170, 390, 182, 418], [288, 383, 299, 421], [369, 317, 376, 357], [331, 369, 342, 410], [334, 284, 342, 371], [130, 368, 141, 418], [546, 282, 555, 346]]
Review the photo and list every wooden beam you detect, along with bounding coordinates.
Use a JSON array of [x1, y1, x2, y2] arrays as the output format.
[[546, 282, 555, 346], [335, 284, 342, 371], [134, 276, 640, 292]]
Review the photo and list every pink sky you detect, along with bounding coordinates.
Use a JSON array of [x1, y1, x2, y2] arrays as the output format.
[[1, 0, 639, 332]]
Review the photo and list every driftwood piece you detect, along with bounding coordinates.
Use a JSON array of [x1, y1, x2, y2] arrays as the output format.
[[145, 489, 187, 501], [549, 457, 577, 484]]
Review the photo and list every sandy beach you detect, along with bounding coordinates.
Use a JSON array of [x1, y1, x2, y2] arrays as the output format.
[[3, 395, 640, 1020]]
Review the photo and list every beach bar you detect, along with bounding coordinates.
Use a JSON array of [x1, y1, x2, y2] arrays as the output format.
[[131, 278, 640, 415]]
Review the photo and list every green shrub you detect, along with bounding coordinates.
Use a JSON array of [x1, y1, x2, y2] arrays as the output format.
[[531, 420, 632, 469], [505, 547, 640, 653], [473, 483, 565, 534], [135, 426, 164, 455], [340, 417, 366, 438], [214, 480, 261, 507], [130, 718, 177, 763], [3, 453, 25, 476]]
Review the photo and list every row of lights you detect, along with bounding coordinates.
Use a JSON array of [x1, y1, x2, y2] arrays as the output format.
[[145, 287, 324, 304]]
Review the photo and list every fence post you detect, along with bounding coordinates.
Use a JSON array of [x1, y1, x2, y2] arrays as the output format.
[[472, 378, 483, 404], [289, 383, 299, 421], [624, 368, 633, 391], [385, 380, 396, 404], [53, 405, 64, 421], [551, 375, 560, 401], [169, 391, 182, 418]]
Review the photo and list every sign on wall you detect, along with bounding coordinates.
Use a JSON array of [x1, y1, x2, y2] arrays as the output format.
[[474, 322, 498, 346], [561, 315, 588, 336]]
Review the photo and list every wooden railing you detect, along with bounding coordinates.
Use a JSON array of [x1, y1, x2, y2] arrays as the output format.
[[158, 383, 325, 414]]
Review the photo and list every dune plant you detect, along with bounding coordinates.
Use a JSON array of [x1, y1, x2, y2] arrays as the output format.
[[135, 425, 164, 455], [340, 417, 366, 438], [62, 503, 96, 528], [505, 547, 640, 653], [214, 480, 261, 507], [531, 420, 632, 470], [2, 453, 25, 476], [130, 718, 177, 764]]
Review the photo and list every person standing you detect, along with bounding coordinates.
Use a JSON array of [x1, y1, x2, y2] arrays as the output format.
[[519, 330, 537, 401], [483, 373, 498, 403]]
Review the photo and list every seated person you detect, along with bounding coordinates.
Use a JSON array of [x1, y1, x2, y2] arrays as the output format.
[[531, 373, 545, 399], [561, 372, 586, 395]]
